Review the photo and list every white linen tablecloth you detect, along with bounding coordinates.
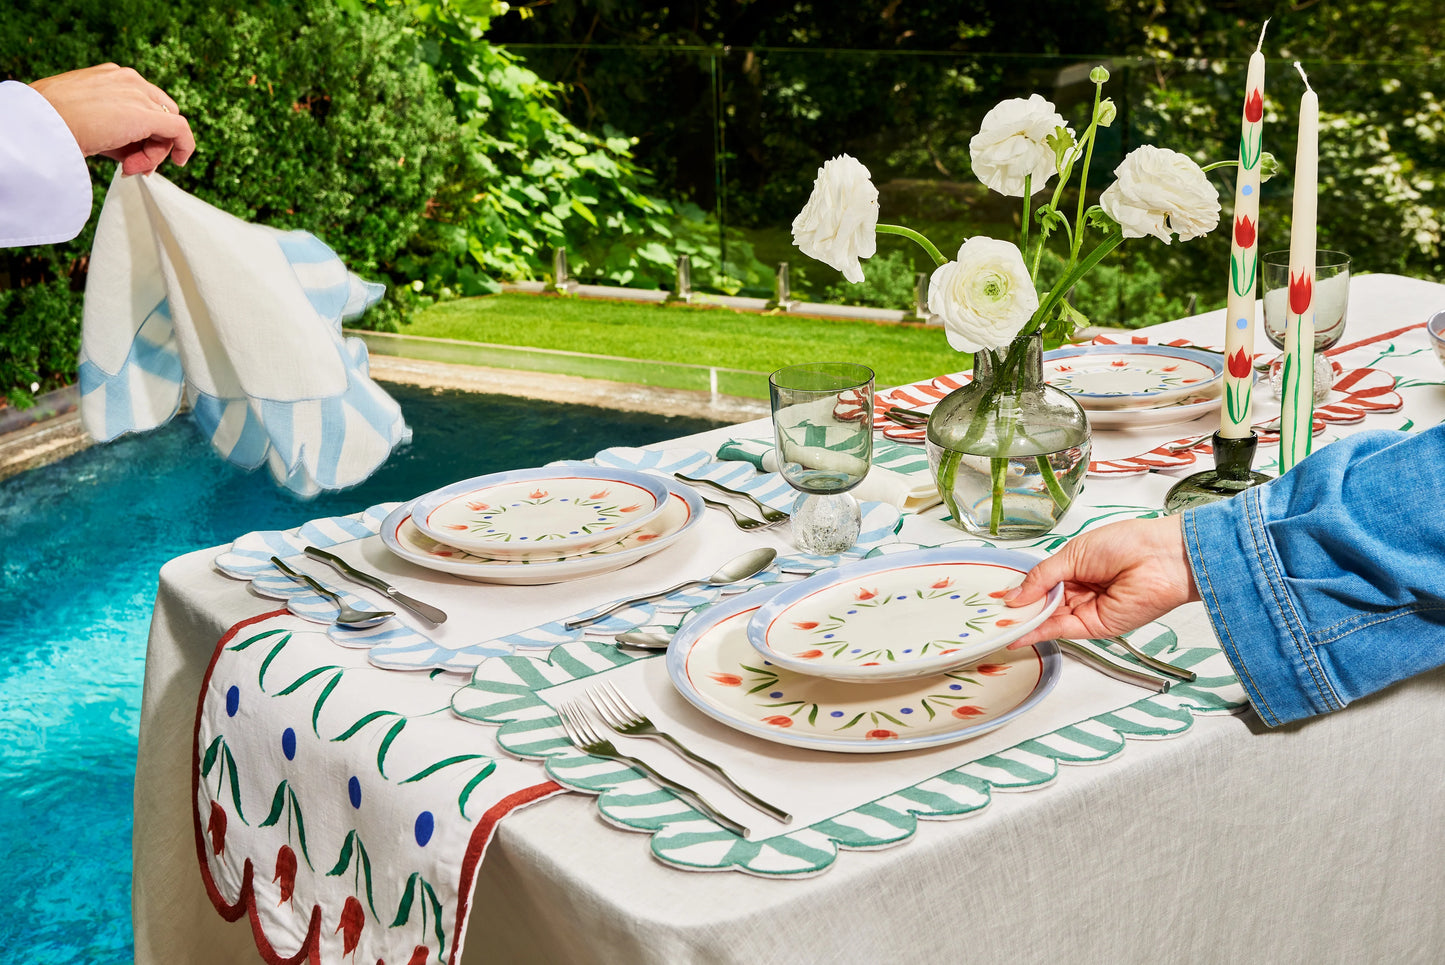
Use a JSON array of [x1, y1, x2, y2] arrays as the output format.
[[134, 273, 1445, 963]]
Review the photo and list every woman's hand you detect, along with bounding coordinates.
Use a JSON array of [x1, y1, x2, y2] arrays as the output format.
[[1005, 515, 1200, 648], [30, 63, 195, 175]]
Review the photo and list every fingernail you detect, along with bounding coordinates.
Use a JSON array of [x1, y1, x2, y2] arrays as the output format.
[[1002, 587, 1021, 602]]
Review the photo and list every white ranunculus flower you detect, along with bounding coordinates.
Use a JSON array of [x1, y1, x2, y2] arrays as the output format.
[[791, 154, 879, 283], [1099, 145, 1221, 244], [929, 237, 1039, 353], [969, 94, 1068, 197]]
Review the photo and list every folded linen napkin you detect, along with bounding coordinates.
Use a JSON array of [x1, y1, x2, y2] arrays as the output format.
[[716, 438, 941, 512], [78, 169, 410, 496]]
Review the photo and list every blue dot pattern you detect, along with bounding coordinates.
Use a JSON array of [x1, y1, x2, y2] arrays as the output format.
[[348, 776, 362, 809], [415, 810, 435, 847], [225, 686, 239, 717], [281, 727, 296, 761]]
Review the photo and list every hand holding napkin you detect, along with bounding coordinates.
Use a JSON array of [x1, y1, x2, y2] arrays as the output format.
[[78, 169, 409, 496], [717, 438, 941, 512]]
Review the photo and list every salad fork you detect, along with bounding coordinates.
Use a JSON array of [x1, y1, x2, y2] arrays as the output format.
[[588, 683, 792, 823], [699, 496, 781, 532], [555, 702, 749, 838], [673, 473, 790, 524], [270, 556, 395, 627]]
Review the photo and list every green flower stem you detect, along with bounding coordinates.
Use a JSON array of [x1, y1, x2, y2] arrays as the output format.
[[1027, 226, 1125, 340], [1020, 174, 1033, 270], [989, 456, 1008, 534], [1070, 81, 1106, 265], [1201, 159, 1240, 173], [877, 224, 948, 267], [1035, 454, 1073, 512]]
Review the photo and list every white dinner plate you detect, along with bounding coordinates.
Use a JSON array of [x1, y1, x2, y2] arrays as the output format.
[[1043, 344, 1225, 411], [745, 547, 1061, 682], [667, 590, 1061, 754], [410, 466, 670, 558], [1081, 391, 1223, 430], [381, 481, 703, 585]]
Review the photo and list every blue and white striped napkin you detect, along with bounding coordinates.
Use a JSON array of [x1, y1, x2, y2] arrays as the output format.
[[78, 170, 409, 496]]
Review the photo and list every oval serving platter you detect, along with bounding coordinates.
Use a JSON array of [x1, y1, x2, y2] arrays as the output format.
[[745, 547, 1061, 683], [667, 590, 1061, 754]]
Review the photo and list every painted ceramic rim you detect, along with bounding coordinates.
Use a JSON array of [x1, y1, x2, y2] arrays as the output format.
[[1081, 391, 1223, 430], [666, 589, 1062, 754], [1043, 344, 1225, 409], [409, 466, 671, 558], [743, 547, 1062, 682], [380, 481, 703, 585]]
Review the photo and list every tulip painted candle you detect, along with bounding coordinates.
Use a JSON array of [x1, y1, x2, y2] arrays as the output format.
[[1279, 63, 1318, 472], [1220, 24, 1268, 438]]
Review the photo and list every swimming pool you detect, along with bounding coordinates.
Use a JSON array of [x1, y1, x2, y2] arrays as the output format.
[[0, 383, 723, 962]]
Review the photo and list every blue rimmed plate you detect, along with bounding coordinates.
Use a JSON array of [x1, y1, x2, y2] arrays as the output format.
[[667, 589, 1061, 754], [410, 466, 671, 559], [1043, 344, 1225, 411], [744, 547, 1061, 682]]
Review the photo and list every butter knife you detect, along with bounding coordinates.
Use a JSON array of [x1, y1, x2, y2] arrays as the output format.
[[303, 546, 447, 624], [1057, 639, 1172, 693]]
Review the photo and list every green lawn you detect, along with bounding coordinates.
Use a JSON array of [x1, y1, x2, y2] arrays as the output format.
[[403, 293, 969, 390]]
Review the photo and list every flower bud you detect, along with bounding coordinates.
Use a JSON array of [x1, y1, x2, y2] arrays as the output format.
[[1090, 65, 1111, 84], [1096, 98, 1117, 127], [1258, 151, 1283, 183]]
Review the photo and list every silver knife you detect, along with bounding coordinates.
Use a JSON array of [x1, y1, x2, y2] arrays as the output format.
[[1057, 639, 1172, 693], [303, 546, 448, 624]]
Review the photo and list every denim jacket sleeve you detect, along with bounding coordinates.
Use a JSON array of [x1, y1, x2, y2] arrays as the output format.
[[1181, 425, 1445, 726]]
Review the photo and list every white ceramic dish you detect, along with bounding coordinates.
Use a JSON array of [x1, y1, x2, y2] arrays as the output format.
[[1043, 344, 1225, 411], [667, 590, 1060, 754], [410, 467, 670, 559], [1082, 391, 1223, 430], [380, 482, 703, 585], [744, 547, 1060, 682]]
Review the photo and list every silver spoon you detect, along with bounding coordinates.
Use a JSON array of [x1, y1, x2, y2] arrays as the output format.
[[613, 628, 674, 650], [270, 556, 395, 627], [564, 547, 778, 629]]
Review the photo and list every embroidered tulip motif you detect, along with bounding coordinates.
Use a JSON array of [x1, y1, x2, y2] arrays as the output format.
[[274, 844, 297, 905], [1228, 348, 1253, 379], [207, 801, 227, 856], [708, 673, 742, 686], [337, 895, 365, 957], [1234, 215, 1256, 250], [407, 946, 430, 965], [1244, 89, 1263, 123], [1289, 271, 1313, 315]]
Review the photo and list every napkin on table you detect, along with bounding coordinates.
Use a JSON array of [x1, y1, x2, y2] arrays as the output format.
[[78, 169, 410, 496], [716, 438, 941, 512]]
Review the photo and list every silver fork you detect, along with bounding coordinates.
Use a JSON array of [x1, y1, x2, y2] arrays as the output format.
[[674, 473, 790, 523], [588, 683, 792, 823], [270, 556, 395, 627], [699, 496, 781, 532], [555, 702, 750, 838]]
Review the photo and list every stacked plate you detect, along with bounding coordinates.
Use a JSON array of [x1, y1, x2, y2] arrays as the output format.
[[381, 466, 704, 585], [665, 547, 1064, 753], [1043, 344, 1227, 429]]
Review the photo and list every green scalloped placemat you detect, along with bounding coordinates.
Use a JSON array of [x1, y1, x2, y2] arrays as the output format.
[[450, 623, 1246, 877]]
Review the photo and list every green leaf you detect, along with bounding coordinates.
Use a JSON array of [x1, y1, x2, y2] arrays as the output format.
[[568, 197, 598, 227], [327, 830, 356, 876], [224, 747, 247, 824], [276, 665, 341, 697], [423, 880, 447, 956], [312, 672, 344, 736], [257, 635, 291, 690], [377, 718, 408, 778], [392, 872, 421, 927], [333, 710, 397, 742], [228, 628, 289, 652], [201, 736, 223, 778], [289, 787, 313, 869], [401, 754, 488, 785], [259, 780, 289, 828], [358, 838, 379, 919], [458, 759, 499, 818]]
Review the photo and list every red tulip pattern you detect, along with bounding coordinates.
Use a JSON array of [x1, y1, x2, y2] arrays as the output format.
[[1228, 348, 1252, 380], [273, 845, 297, 905], [207, 801, 227, 856], [1289, 271, 1313, 316], [1244, 88, 1263, 124], [337, 895, 365, 957], [407, 946, 430, 965], [1233, 215, 1256, 250]]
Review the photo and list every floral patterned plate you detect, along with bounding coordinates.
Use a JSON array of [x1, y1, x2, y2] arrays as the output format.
[[1082, 391, 1223, 430], [1043, 344, 1224, 411], [744, 547, 1061, 682], [380, 482, 703, 585], [410, 467, 670, 558], [667, 590, 1061, 754]]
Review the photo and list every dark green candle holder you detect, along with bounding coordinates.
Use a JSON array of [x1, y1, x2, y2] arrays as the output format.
[[1163, 431, 1272, 513]]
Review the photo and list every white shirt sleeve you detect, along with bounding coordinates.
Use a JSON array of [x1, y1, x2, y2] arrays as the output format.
[[0, 79, 93, 247]]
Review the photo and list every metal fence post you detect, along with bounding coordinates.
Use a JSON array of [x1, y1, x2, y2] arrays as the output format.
[[552, 248, 578, 294], [766, 262, 796, 312], [665, 253, 693, 304]]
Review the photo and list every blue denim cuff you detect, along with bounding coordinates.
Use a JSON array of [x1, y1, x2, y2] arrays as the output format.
[[1182, 488, 1342, 726]]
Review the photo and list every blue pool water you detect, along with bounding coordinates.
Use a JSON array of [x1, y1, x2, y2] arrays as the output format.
[[0, 383, 722, 962]]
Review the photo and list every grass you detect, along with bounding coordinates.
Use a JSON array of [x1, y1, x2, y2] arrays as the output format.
[[402, 292, 969, 390]]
